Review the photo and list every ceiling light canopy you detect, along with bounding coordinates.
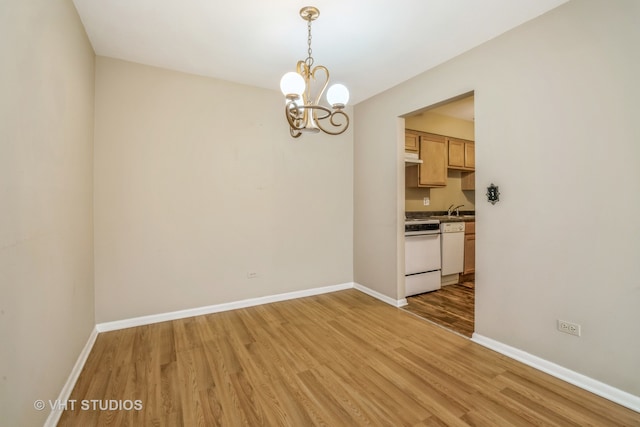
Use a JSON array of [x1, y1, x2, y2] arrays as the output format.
[[280, 6, 349, 138]]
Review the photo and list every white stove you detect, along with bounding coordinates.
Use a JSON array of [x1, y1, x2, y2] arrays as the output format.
[[404, 218, 441, 296]]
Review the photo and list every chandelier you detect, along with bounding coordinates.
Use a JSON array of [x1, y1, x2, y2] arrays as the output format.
[[280, 6, 350, 138]]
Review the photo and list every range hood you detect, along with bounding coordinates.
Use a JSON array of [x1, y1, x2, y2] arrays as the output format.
[[404, 152, 423, 166], [405, 158, 423, 165]]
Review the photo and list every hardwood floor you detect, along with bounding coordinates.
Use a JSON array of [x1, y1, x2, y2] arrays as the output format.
[[404, 281, 475, 337], [58, 289, 639, 426]]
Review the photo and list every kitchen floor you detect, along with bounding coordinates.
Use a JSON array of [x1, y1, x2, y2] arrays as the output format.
[[403, 275, 474, 337]]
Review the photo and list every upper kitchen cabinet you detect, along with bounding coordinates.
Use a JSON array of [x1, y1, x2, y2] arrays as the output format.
[[405, 131, 419, 153], [461, 171, 475, 191], [406, 131, 447, 187], [447, 137, 475, 171]]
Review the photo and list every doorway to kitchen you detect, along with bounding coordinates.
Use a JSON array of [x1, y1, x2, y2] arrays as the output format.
[[402, 93, 476, 337]]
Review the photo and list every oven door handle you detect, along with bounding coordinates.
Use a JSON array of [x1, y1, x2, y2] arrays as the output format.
[[405, 232, 440, 237]]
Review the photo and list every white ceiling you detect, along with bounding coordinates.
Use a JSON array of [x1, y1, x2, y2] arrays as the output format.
[[72, 0, 568, 105]]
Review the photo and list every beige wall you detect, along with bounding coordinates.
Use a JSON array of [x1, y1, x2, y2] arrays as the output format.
[[0, 0, 95, 425], [93, 57, 353, 323], [405, 171, 475, 212], [355, 0, 640, 397]]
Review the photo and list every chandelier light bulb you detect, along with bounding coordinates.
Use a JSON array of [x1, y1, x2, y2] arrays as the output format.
[[326, 83, 349, 108], [280, 71, 305, 98]]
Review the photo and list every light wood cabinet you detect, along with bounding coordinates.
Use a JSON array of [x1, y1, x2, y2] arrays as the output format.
[[405, 131, 419, 153], [464, 142, 475, 169], [419, 135, 447, 187], [405, 131, 447, 187], [461, 171, 475, 191], [464, 221, 475, 275], [447, 139, 465, 168], [447, 137, 475, 171]]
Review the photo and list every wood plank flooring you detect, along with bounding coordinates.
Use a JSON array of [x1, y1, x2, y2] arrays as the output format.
[[58, 289, 640, 426], [404, 282, 475, 337]]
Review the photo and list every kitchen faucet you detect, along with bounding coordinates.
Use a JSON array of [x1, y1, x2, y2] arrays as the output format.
[[453, 204, 465, 216], [447, 204, 455, 216]]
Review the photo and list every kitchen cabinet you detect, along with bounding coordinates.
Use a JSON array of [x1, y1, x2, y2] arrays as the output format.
[[463, 221, 475, 275], [447, 138, 475, 171], [405, 131, 419, 153], [461, 171, 475, 191], [405, 131, 447, 187]]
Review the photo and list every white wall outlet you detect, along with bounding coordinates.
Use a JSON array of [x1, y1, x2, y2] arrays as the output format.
[[423, 197, 430, 206], [557, 319, 581, 337]]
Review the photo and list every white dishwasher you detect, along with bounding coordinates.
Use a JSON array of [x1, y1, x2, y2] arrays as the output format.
[[440, 221, 465, 276]]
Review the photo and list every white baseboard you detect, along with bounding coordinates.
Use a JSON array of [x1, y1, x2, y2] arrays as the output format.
[[354, 282, 408, 307], [96, 282, 407, 332], [44, 326, 99, 427], [96, 282, 354, 332], [472, 333, 640, 413]]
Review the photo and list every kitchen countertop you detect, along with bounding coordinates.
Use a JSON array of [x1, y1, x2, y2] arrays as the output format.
[[405, 211, 475, 223], [428, 215, 475, 222]]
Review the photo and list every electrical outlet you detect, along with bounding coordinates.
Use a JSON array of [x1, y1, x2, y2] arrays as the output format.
[[557, 320, 581, 337], [423, 197, 430, 206]]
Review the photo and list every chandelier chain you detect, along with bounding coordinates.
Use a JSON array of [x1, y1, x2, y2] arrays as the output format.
[[305, 18, 314, 67]]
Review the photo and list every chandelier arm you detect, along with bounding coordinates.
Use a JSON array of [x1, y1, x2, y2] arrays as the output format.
[[310, 65, 330, 106], [286, 102, 347, 136], [306, 105, 331, 120], [314, 109, 349, 136], [284, 100, 304, 131], [296, 60, 308, 75], [296, 60, 311, 105]]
